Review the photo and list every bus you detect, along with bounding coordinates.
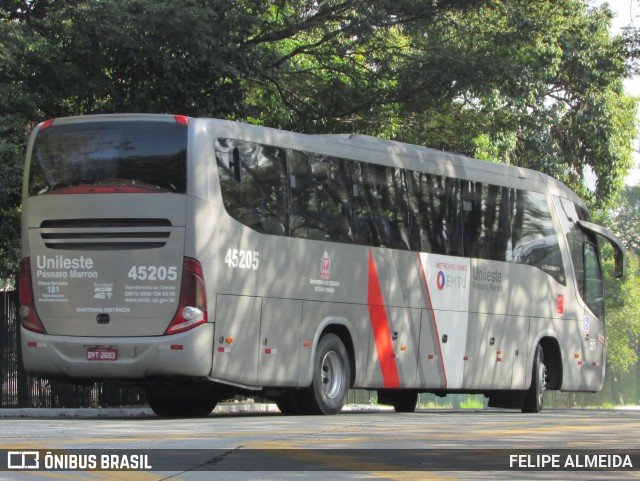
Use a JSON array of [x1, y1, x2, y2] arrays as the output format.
[[19, 114, 625, 417]]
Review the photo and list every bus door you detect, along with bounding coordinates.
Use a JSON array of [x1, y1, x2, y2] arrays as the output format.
[[553, 196, 625, 390], [580, 241, 606, 386], [577, 221, 625, 389]]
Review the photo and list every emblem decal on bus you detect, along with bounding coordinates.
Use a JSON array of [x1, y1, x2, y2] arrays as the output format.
[[319, 251, 333, 280], [309, 251, 341, 294]]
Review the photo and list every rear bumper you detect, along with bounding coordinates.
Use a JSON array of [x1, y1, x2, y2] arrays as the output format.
[[20, 323, 213, 380]]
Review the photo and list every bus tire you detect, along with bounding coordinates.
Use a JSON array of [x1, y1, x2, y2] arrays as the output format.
[[392, 391, 418, 413], [307, 333, 351, 415], [146, 388, 217, 418], [276, 391, 303, 416], [522, 345, 546, 413], [378, 390, 418, 413]]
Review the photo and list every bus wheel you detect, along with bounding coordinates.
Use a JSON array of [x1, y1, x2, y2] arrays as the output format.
[[276, 391, 303, 416], [378, 390, 418, 413], [307, 333, 351, 415], [146, 388, 217, 418], [522, 345, 547, 413]]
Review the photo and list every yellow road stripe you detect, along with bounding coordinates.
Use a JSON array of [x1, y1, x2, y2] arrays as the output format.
[[247, 440, 459, 481], [3, 420, 637, 450]]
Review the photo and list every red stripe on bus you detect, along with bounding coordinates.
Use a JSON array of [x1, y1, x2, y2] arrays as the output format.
[[418, 253, 448, 388], [367, 251, 400, 388]]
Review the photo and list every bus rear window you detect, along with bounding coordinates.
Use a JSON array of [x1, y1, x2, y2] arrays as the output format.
[[29, 121, 187, 195]]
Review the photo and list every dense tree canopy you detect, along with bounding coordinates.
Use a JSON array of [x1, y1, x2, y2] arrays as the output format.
[[604, 258, 640, 374], [0, 0, 638, 286], [603, 185, 640, 374], [612, 185, 640, 256]]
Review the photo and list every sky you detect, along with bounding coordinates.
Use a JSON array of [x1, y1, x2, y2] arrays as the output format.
[[599, 0, 640, 185]]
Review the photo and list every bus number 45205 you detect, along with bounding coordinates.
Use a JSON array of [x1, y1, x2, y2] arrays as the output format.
[[127, 265, 178, 281], [224, 249, 260, 270]]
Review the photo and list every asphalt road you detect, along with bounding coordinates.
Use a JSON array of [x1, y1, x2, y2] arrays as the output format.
[[0, 408, 639, 480]]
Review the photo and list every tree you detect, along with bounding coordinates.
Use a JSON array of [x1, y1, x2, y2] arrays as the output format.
[[598, 185, 640, 374], [0, 0, 491, 284], [0, 12, 44, 287], [0, 0, 637, 285], [611, 185, 640, 256], [388, 1, 637, 207], [244, 1, 637, 206], [604, 260, 640, 374]]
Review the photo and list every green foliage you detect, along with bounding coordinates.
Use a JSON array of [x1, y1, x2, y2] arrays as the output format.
[[0, 14, 42, 286], [599, 186, 640, 374], [603, 256, 640, 373], [396, 1, 637, 207], [21, 0, 258, 117], [0, 0, 638, 286], [248, 1, 638, 207], [612, 185, 640, 256]]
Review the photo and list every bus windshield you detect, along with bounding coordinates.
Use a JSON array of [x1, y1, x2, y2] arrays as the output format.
[[29, 121, 187, 195]]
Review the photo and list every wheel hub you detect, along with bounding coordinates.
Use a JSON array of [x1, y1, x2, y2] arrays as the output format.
[[321, 351, 343, 399]]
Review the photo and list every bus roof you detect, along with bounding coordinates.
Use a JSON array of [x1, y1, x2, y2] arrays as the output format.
[[31, 114, 585, 207], [198, 118, 585, 207]]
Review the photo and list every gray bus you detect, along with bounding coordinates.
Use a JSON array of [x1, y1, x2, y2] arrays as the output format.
[[19, 114, 625, 417]]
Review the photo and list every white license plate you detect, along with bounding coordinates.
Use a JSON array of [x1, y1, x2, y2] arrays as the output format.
[[86, 347, 118, 361]]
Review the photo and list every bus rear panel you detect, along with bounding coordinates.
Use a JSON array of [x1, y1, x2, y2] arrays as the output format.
[[20, 116, 213, 381]]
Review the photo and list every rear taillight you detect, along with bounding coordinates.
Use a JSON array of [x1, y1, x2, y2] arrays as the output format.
[[18, 258, 47, 334], [165, 257, 207, 335]]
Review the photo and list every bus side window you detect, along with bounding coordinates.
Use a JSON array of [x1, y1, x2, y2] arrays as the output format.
[[362, 163, 408, 250], [462, 182, 512, 262], [215, 139, 287, 236], [347, 160, 377, 246], [462, 181, 482, 258], [406, 172, 461, 255], [388, 168, 412, 251], [553, 196, 592, 295], [512, 190, 565, 284], [287, 150, 351, 243]]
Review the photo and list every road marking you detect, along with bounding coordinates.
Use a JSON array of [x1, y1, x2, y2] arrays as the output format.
[[247, 440, 460, 481], [3, 419, 638, 450]]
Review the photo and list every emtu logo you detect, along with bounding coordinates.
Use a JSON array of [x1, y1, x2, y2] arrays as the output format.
[[436, 271, 446, 290]]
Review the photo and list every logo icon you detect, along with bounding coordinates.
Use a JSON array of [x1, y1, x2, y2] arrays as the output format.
[[8, 451, 40, 470], [319, 251, 333, 280], [93, 283, 114, 300], [436, 271, 446, 291]]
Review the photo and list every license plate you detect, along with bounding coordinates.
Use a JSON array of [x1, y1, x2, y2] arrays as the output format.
[[86, 347, 118, 361]]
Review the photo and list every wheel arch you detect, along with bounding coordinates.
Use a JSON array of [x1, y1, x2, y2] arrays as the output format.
[[538, 336, 563, 390], [301, 317, 357, 389], [321, 323, 356, 389]]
